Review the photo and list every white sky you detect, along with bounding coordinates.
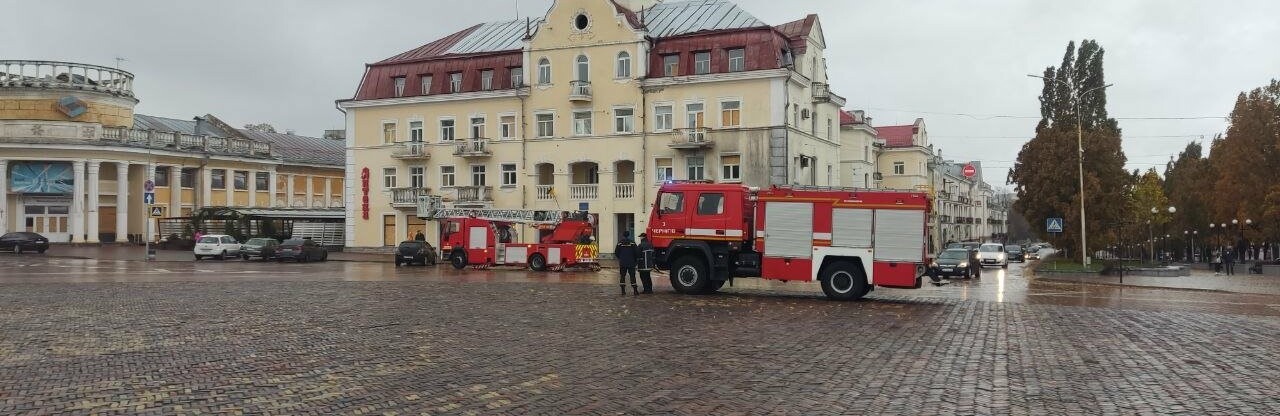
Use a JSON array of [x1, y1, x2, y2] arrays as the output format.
[[6, 0, 1278, 189]]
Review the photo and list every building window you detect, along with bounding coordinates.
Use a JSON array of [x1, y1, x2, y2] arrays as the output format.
[[655, 158, 673, 182], [721, 154, 741, 182], [233, 171, 248, 190], [536, 113, 554, 137], [500, 115, 516, 139], [255, 172, 269, 190], [893, 162, 905, 175], [211, 169, 226, 189], [480, 69, 494, 91], [573, 110, 593, 136], [614, 108, 634, 134], [863, 145, 869, 161], [654, 105, 672, 131], [792, 104, 799, 126], [616, 51, 631, 78], [439, 118, 455, 141], [509, 66, 523, 87], [727, 48, 745, 72], [471, 165, 487, 186], [420, 75, 432, 95], [154, 166, 170, 187], [686, 156, 705, 180], [393, 76, 406, 97], [694, 51, 711, 75], [470, 117, 486, 138], [827, 119, 833, 139], [449, 72, 463, 93], [576, 55, 589, 82], [382, 122, 396, 144], [383, 167, 397, 189], [662, 54, 679, 76], [537, 58, 551, 85], [440, 166, 456, 187], [501, 163, 517, 186], [181, 168, 196, 188], [720, 100, 741, 127], [409, 121, 423, 142], [409, 167, 425, 188], [686, 103, 705, 129]]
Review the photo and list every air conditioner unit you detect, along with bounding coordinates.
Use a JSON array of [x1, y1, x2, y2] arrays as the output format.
[[801, 109, 810, 119]]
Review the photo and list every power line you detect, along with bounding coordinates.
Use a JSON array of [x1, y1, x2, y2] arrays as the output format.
[[859, 106, 1226, 121]]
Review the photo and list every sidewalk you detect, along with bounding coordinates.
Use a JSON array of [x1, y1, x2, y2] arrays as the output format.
[[40, 244, 624, 267], [1034, 268, 1280, 296]]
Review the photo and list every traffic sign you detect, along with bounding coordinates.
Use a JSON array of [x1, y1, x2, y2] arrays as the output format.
[[149, 206, 165, 217], [143, 179, 155, 192], [578, 202, 589, 211], [143, 192, 155, 204], [1046, 217, 1064, 233], [962, 163, 977, 178]]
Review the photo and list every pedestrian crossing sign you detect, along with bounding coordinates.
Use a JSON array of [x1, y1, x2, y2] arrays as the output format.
[[150, 206, 165, 218], [1046, 217, 1064, 233]]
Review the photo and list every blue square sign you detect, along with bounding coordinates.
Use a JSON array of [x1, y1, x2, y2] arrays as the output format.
[[1046, 217, 1064, 233], [143, 192, 155, 204]]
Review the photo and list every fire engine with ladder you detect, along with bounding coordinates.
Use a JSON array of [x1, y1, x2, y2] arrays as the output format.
[[417, 196, 601, 271], [645, 182, 931, 300]]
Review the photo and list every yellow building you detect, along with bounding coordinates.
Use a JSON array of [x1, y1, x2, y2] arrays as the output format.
[[339, 0, 848, 252], [1, 60, 344, 243]]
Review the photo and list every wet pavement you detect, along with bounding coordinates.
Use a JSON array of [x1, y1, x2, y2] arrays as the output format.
[[0, 252, 1278, 414]]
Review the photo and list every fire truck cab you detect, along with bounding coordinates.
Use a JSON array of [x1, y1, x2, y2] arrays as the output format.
[[419, 196, 600, 271], [646, 182, 930, 300]]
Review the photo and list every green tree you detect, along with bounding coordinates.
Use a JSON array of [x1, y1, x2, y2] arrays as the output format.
[[1162, 142, 1214, 258], [243, 123, 277, 133]]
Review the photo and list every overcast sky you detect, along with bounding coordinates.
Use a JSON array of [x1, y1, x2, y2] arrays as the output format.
[[6, 0, 1278, 189]]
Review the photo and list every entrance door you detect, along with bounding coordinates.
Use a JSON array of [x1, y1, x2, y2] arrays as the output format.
[[615, 213, 634, 243], [24, 205, 70, 242], [383, 215, 397, 246]]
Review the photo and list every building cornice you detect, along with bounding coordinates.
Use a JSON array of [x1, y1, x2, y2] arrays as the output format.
[[0, 142, 284, 166], [640, 69, 789, 89], [338, 88, 525, 109]]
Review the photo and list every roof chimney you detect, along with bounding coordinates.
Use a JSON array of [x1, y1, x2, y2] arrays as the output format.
[[193, 116, 209, 136]]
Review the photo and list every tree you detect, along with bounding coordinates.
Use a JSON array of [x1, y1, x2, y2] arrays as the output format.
[[1162, 142, 1214, 259], [243, 123, 277, 133], [1208, 80, 1280, 248], [1009, 40, 1129, 262]]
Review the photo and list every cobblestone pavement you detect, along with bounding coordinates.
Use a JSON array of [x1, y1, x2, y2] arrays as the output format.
[[0, 255, 1278, 414]]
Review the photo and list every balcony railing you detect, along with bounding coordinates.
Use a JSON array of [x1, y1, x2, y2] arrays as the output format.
[[391, 142, 430, 160], [454, 185, 493, 203], [614, 183, 635, 199], [390, 187, 431, 208], [100, 127, 272, 157], [812, 82, 830, 102], [941, 215, 952, 224], [454, 138, 491, 157], [569, 80, 592, 102], [669, 127, 713, 149], [536, 185, 554, 200], [0, 60, 135, 97], [569, 184, 599, 200]]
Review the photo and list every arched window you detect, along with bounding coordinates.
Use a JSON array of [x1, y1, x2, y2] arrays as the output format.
[[576, 55, 589, 82], [616, 51, 631, 79], [537, 58, 551, 85]]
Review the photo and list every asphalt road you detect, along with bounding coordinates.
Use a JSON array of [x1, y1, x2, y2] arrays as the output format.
[[0, 253, 1277, 414]]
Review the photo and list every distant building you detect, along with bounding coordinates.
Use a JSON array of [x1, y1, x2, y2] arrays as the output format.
[[838, 109, 882, 188]]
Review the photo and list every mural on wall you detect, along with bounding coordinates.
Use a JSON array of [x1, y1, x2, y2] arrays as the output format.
[[10, 162, 74, 194]]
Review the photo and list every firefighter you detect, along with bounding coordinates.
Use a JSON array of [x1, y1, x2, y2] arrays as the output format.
[[616, 232, 639, 296], [637, 233, 655, 294]]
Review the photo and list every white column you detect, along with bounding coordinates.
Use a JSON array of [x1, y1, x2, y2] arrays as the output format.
[[323, 177, 333, 208], [0, 160, 7, 233], [86, 160, 101, 243], [248, 169, 259, 207], [224, 170, 234, 207], [267, 168, 278, 207], [169, 165, 182, 216], [201, 167, 212, 207], [305, 175, 315, 208], [286, 174, 295, 207], [116, 161, 129, 243], [70, 160, 86, 243]]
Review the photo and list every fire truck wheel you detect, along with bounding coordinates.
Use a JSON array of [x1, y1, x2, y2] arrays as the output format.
[[820, 261, 868, 301], [669, 255, 709, 294], [449, 252, 468, 270], [528, 254, 548, 271]]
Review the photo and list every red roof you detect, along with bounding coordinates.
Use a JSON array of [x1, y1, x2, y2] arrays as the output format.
[[377, 24, 482, 65], [774, 14, 816, 54], [877, 125, 918, 148], [839, 110, 857, 125]]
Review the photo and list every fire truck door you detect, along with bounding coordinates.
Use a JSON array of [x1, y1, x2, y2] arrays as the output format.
[[468, 226, 488, 249], [762, 202, 813, 281], [690, 192, 728, 238]]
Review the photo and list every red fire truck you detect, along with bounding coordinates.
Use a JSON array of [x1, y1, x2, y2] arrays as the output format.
[[645, 182, 931, 300], [419, 196, 600, 271]]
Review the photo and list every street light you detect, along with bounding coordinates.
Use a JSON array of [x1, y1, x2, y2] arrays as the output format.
[[1028, 74, 1113, 266], [1148, 206, 1175, 262]]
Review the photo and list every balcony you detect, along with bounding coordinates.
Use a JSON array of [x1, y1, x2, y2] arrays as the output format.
[[454, 138, 492, 158], [454, 185, 493, 204], [536, 185, 554, 200], [1, 60, 135, 98], [390, 187, 430, 208], [99, 127, 272, 157], [569, 184, 599, 200], [614, 183, 635, 199], [812, 82, 830, 102], [940, 215, 952, 224], [391, 142, 430, 160], [568, 80, 592, 102], [668, 128, 713, 150]]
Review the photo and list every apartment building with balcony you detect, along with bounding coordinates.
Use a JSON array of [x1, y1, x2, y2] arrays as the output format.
[[339, 0, 848, 251], [838, 109, 882, 188]]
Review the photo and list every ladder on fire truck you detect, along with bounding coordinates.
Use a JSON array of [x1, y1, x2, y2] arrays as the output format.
[[416, 195, 570, 225]]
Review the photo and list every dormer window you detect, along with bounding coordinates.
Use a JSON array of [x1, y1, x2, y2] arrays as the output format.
[[662, 54, 679, 77], [727, 48, 745, 72], [449, 72, 462, 93], [420, 75, 432, 95], [694, 52, 711, 75], [393, 76, 406, 97]]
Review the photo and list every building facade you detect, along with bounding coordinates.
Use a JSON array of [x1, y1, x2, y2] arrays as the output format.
[[838, 109, 882, 188], [1, 60, 343, 243], [340, 0, 848, 252]]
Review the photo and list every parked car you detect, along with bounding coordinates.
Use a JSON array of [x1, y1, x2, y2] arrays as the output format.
[[240, 238, 280, 260], [394, 240, 438, 266], [275, 238, 328, 262], [0, 232, 49, 254], [1006, 244, 1026, 262], [931, 248, 981, 279], [194, 235, 242, 260], [977, 243, 1008, 268]]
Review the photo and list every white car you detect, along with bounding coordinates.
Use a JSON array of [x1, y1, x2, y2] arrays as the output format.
[[977, 243, 1008, 268], [194, 234, 242, 260]]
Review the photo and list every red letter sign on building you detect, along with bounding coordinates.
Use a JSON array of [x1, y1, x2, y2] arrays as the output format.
[[360, 167, 370, 220]]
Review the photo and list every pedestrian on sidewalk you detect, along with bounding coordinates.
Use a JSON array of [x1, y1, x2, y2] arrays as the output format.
[[1224, 247, 1236, 276], [1213, 250, 1222, 275], [615, 232, 639, 296], [414, 230, 426, 241], [637, 233, 655, 294]]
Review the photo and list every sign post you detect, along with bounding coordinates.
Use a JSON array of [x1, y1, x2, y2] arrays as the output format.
[[143, 179, 156, 261]]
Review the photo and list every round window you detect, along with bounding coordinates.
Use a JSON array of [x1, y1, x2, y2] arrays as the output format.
[[574, 14, 589, 30]]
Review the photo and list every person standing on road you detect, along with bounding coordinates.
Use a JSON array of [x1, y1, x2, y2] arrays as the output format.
[[1224, 247, 1236, 275], [615, 232, 639, 296], [637, 233, 655, 294], [414, 230, 426, 242]]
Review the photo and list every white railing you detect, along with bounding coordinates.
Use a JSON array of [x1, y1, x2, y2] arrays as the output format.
[[570, 184, 598, 200], [569, 80, 592, 100], [0, 60, 135, 97], [454, 138, 490, 156], [614, 183, 635, 199], [455, 185, 493, 202], [536, 185, 554, 200], [392, 142, 429, 158], [670, 128, 712, 148], [812, 82, 830, 101], [100, 126, 273, 157], [390, 187, 429, 206]]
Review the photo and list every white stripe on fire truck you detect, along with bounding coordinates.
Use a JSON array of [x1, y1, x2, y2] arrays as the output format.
[[685, 228, 745, 237], [813, 232, 833, 240]]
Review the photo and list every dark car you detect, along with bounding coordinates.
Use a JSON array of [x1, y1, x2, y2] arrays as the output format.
[[274, 238, 328, 262], [394, 241, 438, 266], [241, 238, 280, 260], [1006, 244, 1025, 262], [932, 248, 981, 279], [0, 232, 49, 254]]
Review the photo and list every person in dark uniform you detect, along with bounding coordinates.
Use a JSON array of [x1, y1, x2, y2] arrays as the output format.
[[414, 230, 426, 241], [615, 232, 639, 296], [637, 233, 655, 294]]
